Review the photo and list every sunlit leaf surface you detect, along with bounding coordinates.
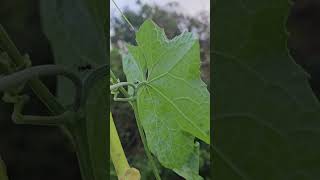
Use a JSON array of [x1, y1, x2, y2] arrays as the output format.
[[123, 20, 210, 179]]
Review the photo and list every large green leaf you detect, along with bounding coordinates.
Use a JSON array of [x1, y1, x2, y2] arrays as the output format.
[[213, 0, 320, 179], [122, 20, 209, 179], [40, 0, 107, 105]]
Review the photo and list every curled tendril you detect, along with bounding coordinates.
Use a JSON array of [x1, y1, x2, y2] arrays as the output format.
[[0, 65, 82, 110], [135, 81, 148, 91], [110, 82, 137, 102], [110, 80, 149, 102]]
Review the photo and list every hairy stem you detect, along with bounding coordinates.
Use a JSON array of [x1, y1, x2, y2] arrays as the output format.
[[110, 113, 130, 177], [110, 70, 161, 180]]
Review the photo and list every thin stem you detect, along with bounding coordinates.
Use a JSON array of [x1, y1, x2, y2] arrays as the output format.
[[6, 94, 74, 125], [12, 111, 75, 126], [110, 82, 135, 92], [113, 95, 136, 102], [110, 70, 131, 102], [0, 24, 65, 115], [28, 79, 65, 114], [0, 24, 25, 65], [110, 70, 161, 180], [0, 65, 82, 110], [111, 0, 136, 32]]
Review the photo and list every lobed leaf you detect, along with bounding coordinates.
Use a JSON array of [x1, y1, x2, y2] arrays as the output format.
[[122, 20, 210, 179]]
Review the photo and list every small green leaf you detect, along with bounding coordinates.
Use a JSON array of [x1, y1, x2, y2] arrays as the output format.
[[122, 20, 209, 179]]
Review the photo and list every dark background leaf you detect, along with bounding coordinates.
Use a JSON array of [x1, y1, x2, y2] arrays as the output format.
[[40, 0, 107, 105], [85, 70, 108, 179], [213, 0, 320, 179], [83, 0, 107, 32]]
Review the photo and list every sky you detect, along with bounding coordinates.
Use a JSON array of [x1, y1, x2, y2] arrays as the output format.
[[110, 0, 210, 18], [110, 0, 210, 49]]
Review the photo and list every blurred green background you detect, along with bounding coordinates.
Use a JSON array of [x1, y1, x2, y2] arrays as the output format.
[[0, 0, 319, 179]]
